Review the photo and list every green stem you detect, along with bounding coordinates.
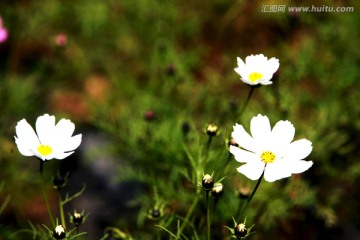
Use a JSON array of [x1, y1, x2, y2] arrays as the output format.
[[39, 160, 55, 227], [206, 191, 210, 240], [237, 86, 256, 121], [179, 196, 199, 233], [59, 193, 66, 229], [240, 170, 264, 219]]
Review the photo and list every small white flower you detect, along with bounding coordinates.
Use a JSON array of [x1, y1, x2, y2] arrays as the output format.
[[234, 54, 279, 85], [230, 114, 313, 182], [14, 114, 82, 161]]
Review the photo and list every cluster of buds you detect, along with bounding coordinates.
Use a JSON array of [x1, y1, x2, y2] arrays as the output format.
[[201, 174, 224, 198]]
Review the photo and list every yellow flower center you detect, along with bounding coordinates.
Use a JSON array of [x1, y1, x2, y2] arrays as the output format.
[[260, 151, 276, 164], [248, 72, 263, 83], [37, 144, 53, 156]]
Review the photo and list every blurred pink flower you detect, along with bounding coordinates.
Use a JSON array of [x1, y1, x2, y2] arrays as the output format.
[[0, 17, 8, 43], [55, 33, 67, 47]]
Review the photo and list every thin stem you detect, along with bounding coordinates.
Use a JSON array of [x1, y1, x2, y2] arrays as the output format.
[[206, 191, 211, 240], [39, 160, 55, 227], [59, 193, 66, 229], [240, 170, 264, 219], [237, 86, 256, 121], [179, 196, 199, 233]]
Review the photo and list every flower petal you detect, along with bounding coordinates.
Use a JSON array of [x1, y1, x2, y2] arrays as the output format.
[[264, 162, 292, 182], [236, 57, 246, 71], [237, 162, 265, 181], [230, 146, 257, 163], [271, 120, 295, 145], [267, 57, 280, 73], [15, 119, 40, 156], [36, 114, 56, 144], [61, 134, 82, 152], [53, 151, 74, 160], [290, 160, 313, 174], [231, 123, 257, 152], [55, 119, 75, 139], [286, 139, 313, 160], [250, 114, 271, 142]]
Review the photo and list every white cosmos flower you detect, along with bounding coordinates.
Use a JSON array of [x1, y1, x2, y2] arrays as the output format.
[[230, 114, 313, 182], [234, 54, 279, 85], [14, 114, 82, 161]]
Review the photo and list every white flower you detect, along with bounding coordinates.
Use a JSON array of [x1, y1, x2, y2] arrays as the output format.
[[230, 114, 313, 182], [234, 54, 279, 85], [14, 114, 82, 161]]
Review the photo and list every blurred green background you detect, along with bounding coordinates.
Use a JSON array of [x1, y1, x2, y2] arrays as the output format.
[[0, 0, 359, 239]]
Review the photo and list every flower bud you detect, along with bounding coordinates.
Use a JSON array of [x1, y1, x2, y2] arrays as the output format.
[[206, 124, 218, 137], [181, 122, 190, 135], [150, 209, 161, 219], [227, 137, 239, 148], [234, 223, 247, 238], [71, 210, 84, 227], [238, 186, 251, 200], [211, 183, 224, 198], [202, 174, 214, 190], [53, 175, 67, 190], [55, 33, 67, 47], [144, 110, 156, 121], [165, 64, 176, 76], [53, 225, 66, 240]]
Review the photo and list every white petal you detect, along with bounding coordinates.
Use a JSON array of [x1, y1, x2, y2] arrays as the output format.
[[61, 134, 82, 152], [53, 151, 74, 160], [271, 120, 295, 145], [246, 54, 266, 67], [234, 68, 248, 82], [236, 57, 246, 71], [264, 163, 292, 182], [242, 78, 258, 85], [51, 118, 81, 155], [260, 72, 274, 82], [36, 114, 56, 144], [230, 146, 257, 163], [55, 119, 75, 139], [231, 123, 257, 152], [35, 152, 54, 161], [267, 57, 280, 73], [250, 114, 271, 141], [14, 119, 40, 156], [260, 80, 273, 85], [237, 162, 265, 181], [286, 139, 313, 160], [290, 160, 313, 174]]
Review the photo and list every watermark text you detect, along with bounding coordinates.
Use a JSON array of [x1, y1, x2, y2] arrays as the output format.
[[261, 5, 354, 13]]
